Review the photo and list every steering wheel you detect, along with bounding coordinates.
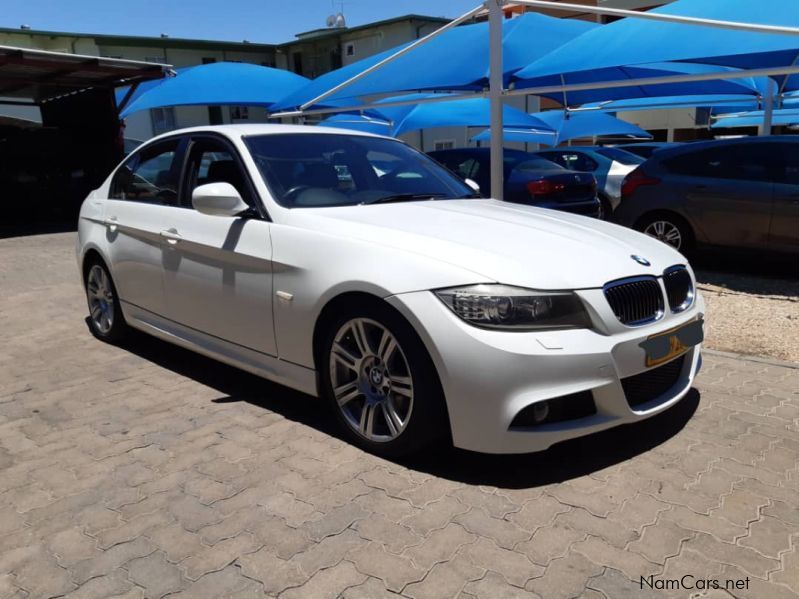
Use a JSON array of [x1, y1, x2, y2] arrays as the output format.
[[283, 185, 311, 202]]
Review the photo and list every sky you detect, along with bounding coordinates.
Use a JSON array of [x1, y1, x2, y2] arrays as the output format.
[[2, 0, 481, 43]]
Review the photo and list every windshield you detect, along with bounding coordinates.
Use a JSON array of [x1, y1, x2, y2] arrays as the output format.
[[596, 147, 644, 166], [244, 133, 475, 207]]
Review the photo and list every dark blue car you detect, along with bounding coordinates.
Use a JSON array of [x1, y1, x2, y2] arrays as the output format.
[[428, 148, 600, 217]]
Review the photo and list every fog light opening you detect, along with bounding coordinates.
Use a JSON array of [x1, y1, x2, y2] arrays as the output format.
[[532, 401, 550, 423]]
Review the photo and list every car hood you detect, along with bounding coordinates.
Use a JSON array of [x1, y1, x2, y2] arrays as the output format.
[[293, 199, 686, 290]]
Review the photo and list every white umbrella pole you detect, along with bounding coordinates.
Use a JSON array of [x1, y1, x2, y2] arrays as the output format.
[[761, 79, 777, 136], [488, 0, 504, 201]]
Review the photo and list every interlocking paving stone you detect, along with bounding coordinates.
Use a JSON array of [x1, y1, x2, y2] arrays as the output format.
[[1, 232, 798, 598]]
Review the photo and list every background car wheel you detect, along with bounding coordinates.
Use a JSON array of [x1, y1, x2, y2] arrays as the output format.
[[636, 212, 694, 255], [597, 195, 613, 220], [319, 300, 448, 457], [84, 258, 128, 343]]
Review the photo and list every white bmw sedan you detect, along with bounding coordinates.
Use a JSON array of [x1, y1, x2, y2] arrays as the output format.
[[77, 124, 704, 456]]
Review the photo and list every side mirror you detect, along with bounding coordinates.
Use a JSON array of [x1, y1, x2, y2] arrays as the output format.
[[464, 178, 481, 193], [192, 182, 250, 217]]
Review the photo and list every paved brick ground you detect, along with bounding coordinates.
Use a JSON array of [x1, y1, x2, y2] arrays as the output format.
[[1, 232, 797, 599]]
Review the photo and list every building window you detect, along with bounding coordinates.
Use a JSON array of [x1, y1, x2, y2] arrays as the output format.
[[151, 107, 176, 135], [345, 43, 355, 57], [231, 106, 249, 121], [433, 139, 455, 151], [292, 52, 304, 75]]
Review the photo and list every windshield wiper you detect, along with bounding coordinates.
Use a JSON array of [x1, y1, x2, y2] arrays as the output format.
[[362, 193, 448, 205]]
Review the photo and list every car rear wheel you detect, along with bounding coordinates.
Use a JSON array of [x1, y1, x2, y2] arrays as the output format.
[[320, 302, 447, 457], [84, 259, 128, 342], [637, 213, 694, 254], [597, 194, 613, 220]]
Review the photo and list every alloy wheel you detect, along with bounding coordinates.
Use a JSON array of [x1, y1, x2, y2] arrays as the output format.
[[644, 220, 682, 249], [86, 264, 115, 334], [329, 318, 414, 442]]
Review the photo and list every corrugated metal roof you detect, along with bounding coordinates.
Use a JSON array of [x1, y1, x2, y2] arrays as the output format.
[[0, 45, 169, 103]]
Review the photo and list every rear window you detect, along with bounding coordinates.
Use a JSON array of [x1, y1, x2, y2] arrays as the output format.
[[514, 158, 565, 172], [596, 147, 644, 166]]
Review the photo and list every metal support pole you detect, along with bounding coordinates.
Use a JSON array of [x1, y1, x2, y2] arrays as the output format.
[[488, 0, 504, 201], [761, 78, 777, 136]]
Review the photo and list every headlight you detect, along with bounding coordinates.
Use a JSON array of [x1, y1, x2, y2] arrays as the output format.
[[435, 284, 591, 330]]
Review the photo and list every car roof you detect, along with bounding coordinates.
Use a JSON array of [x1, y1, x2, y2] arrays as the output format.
[[618, 142, 676, 148], [647, 134, 799, 162], [144, 123, 388, 145]]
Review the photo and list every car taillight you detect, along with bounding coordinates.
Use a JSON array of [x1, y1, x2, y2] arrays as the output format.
[[527, 179, 565, 196], [622, 168, 660, 197]]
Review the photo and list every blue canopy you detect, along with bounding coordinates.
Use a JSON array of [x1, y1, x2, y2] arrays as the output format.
[[515, 0, 799, 95], [318, 114, 392, 135], [580, 94, 761, 112], [471, 110, 651, 145], [271, 12, 596, 111], [118, 62, 310, 117], [319, 95, 555, 137], [515, 61, 769, 106], [711, 108, 799, 129]]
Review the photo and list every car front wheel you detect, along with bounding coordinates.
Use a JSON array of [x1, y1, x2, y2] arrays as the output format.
[[320, 302, 447, 457]]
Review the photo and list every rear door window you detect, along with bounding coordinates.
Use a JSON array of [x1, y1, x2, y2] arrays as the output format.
[[663, 144, 776, 182], [110, 139, 182, 205]]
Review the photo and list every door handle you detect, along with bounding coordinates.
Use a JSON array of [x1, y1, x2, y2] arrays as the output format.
[[159, 229, 182, 244], [102, 216, 118, 231]]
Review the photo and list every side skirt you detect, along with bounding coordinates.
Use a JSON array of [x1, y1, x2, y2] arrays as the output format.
[[122, 301, 318, 397]]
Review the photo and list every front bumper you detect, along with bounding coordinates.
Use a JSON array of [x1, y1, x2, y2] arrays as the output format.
[[387, 289, 704, 454]]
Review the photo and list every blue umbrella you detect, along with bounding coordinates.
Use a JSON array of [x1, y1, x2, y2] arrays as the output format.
[[471, 110, 652, 145], [318, 114, 392, 135], [271, 12, 596, 112], [514, 0, 799, 95], [118, 62, 310, 117], [319, 95, 555, 137]]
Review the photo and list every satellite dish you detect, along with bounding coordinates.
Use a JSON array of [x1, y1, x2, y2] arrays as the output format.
[[335, 12, 346, 28], [326, 14, 336, 27]]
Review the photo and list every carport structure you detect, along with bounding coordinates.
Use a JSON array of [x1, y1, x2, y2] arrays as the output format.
[[273, 0, 799, 202], [0, 46, 168, 224]]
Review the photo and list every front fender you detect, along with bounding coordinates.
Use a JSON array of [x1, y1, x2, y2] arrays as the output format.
[[269, 223, 490, 368]]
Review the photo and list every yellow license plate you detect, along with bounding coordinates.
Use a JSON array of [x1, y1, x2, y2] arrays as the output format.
[[640, 319, 704, 368]]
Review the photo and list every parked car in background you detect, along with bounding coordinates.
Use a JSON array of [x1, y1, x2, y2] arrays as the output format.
[[534, 146, 644, 218], [616, 142, 680, 159], [77, 124, 703, 457], [613, 136, 799, 255], [428, 147, 599, 217]]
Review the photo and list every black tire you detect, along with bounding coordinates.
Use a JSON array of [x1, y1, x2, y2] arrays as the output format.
[[597, 195, 613, 221], [319, 299, 448, 458], [636, 212, 695, 255], [83, 257, 129, 343]]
